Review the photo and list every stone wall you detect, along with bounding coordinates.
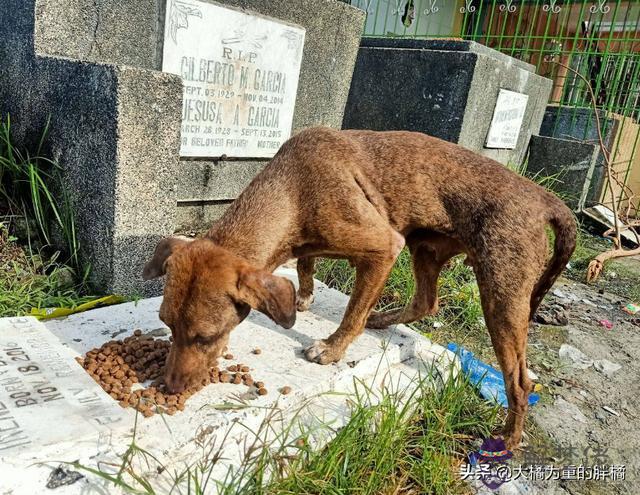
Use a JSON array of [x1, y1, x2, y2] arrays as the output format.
[[31, 0, 365, 230]]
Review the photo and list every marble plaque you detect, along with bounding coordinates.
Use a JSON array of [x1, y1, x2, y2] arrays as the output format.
[[485, 89, 529, 149], [163, 0, 306, 158], [0, 317, 126, 456]]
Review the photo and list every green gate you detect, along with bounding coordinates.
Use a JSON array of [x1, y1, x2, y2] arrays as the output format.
[[347, 0, 640, 217]]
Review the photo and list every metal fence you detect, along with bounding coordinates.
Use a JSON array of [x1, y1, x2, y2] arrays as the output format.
[[347, 0, 640, 216]]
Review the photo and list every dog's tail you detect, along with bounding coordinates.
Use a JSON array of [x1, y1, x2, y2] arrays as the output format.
[[529, 202, 577, 321]]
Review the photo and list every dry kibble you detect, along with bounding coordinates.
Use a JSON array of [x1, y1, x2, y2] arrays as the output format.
[[80, 335, 267, 418], [252, 348, 261, 355], [280, 386, 292, 395]]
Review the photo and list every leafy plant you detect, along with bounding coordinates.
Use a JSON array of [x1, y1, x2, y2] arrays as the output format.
[[0, 114, 80, 269]]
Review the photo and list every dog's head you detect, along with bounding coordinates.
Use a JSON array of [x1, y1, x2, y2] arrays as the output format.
[[143, 237, 296, 393]]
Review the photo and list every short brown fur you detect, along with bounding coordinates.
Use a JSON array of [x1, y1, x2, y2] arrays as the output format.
[[144, 127, 576, 448]]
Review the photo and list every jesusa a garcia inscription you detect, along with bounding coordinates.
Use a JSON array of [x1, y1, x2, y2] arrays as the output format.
[[163, 0, 306, 158]]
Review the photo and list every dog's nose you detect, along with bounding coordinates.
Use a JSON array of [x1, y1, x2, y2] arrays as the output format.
[[164, 371, 186, 394]]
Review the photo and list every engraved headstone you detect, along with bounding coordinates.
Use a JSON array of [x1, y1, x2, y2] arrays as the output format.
[[162, 0, 306, 158], [485, 89, 529, 149], [0, 317, 127, 456]]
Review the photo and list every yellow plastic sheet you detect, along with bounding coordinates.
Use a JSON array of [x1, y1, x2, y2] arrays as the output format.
[[30, 295, 125, 320]]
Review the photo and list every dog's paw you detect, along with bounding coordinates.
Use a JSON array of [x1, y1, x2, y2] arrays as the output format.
[[304, 340, 343, 365], [296, 293, 314, 312]]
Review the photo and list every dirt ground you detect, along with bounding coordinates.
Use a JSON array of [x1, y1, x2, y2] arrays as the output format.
[[521, 268, 640, 494]]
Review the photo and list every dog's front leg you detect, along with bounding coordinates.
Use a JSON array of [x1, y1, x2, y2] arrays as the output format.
[[305, 251, 400, 365], [296, 256, 315, 311]]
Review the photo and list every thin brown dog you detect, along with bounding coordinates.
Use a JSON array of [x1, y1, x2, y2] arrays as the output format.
[[143, 127, 576, 448]]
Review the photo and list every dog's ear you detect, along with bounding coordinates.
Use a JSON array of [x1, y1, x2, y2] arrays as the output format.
[[236, 268, 296, 329], [142, 236, 193, 280]]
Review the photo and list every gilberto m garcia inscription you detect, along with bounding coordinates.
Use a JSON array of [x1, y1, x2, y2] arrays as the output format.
[[163, 0, 306, 158]]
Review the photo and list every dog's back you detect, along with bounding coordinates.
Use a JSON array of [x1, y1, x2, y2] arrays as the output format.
[[276, 127, 570, 243]]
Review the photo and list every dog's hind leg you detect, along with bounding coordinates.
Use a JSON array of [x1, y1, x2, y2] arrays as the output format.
[[477, 266, 536, 450], [296, 256, 315, 311], [367, 236, 461, 329]]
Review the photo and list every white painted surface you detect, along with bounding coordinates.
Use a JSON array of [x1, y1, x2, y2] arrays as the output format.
[[0, 318, 128, 456], [162, 0, 305, 158], [485, 89, 529, 149], [0, 269, 453, 493]]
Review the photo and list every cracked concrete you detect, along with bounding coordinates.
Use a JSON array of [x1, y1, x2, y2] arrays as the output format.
[[87, 0, 102, 58]]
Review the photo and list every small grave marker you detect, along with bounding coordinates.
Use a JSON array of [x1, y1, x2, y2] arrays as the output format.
[[485, 89, 529, 149]]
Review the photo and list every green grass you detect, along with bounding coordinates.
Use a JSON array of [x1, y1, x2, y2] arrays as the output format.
[[70, 366, 501, 494], [0, 223, 92, 317], [0, 114, 93, 316], [316, 219, 639, 362], [0, 114, 80, 269]]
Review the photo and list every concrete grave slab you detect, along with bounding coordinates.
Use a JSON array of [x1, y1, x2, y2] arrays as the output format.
[[343, 38, 552, 167], [539, 106, 619, 206], [0, 269, 454, 493], [527, 135, 599, 211], [0, 318, 128, 456]]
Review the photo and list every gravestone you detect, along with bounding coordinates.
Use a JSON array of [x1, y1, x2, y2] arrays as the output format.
[[343, 38, 553, 167], [539, 106, 618, 206], [0, 0, 364, 296], [526, 135, 599, 211], [0, 318, 128, 456], [161, 1, 306, 158]]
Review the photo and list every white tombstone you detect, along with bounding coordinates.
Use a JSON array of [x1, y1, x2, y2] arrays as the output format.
[[162, 0, 306, 158], [485, 89, 529, 149]]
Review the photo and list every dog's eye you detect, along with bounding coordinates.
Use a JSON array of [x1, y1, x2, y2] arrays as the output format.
[[193, 335, 215, 346]]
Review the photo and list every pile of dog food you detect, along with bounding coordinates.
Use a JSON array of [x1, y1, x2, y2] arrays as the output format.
[[75, 330, 284, 418]]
